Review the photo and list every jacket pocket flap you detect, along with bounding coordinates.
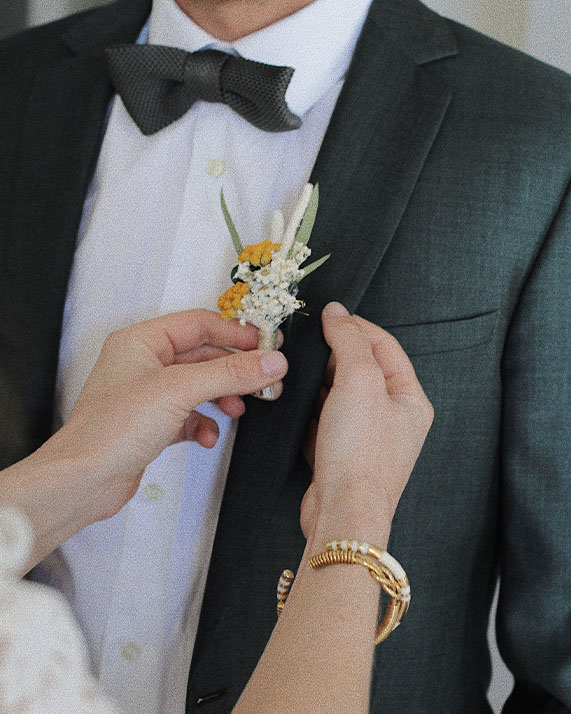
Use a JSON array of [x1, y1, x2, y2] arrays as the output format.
[[386, 309, 498, 356]]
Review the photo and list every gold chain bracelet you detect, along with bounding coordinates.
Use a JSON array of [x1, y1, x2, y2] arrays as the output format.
[[277, 539, 410, 644]]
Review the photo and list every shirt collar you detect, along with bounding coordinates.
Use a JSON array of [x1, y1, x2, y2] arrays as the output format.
[[147, 0, 374, 117]]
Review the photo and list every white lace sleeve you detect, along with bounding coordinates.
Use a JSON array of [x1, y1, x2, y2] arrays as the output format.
[[0, 507, 122, 714]]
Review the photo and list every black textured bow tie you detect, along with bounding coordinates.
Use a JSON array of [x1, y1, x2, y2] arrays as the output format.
[[104, 44, 303, 135]]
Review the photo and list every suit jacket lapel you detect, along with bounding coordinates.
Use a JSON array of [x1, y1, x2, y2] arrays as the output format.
[[190, 0, 457, 676], [2, 0, 151, 460]]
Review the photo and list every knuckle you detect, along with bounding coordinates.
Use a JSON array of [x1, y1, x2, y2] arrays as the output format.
[[420, 396, 435, 429], [101, 327, 131, 353], [402, 393, 434, 435], [194, 308, 216, 326], [223, 353, 250, 383], [103, 328, 123, 346]]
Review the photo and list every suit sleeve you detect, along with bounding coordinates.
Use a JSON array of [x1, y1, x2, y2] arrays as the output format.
[[498, 179, 571, 713]]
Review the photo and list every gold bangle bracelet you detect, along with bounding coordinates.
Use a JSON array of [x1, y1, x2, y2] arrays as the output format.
[[277, 540, 410, 645]]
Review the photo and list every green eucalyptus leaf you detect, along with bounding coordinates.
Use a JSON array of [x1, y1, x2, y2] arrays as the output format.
[[220, 189, 244, 255], [298, 253, 330, 281], [288, 183, 319, 257], [230, 265, 240, 283]]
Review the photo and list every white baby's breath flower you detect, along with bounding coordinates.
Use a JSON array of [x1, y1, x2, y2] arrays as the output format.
[[217, 183, 330, 335]]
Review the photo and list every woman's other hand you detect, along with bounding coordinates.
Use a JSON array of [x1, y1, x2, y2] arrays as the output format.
[[301, 302, 433, 547]]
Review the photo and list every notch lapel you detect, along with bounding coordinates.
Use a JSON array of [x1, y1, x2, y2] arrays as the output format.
[[190, 0, 457, 678]]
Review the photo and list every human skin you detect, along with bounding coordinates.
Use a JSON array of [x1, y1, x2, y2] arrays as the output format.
[[0, 303, 432, 713], [233, 302, 434, 714], [0, 310, 287, 574], [175, 0, 316, 41]]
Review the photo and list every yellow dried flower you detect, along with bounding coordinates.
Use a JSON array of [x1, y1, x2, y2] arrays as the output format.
[[238, 240, 281, 267], [217, 281, 251, 320]]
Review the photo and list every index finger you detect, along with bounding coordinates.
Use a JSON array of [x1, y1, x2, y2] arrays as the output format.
[[119, 310, 260, 365]]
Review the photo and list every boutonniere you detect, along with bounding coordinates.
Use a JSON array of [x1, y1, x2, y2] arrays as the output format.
[[217, 183, 330, 352]]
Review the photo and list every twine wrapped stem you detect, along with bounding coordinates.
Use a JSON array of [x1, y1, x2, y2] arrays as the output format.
[[256, 325, 279, 399]]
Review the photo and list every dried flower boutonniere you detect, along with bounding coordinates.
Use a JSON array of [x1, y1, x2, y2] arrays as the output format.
[[217, 183, 329, 398]]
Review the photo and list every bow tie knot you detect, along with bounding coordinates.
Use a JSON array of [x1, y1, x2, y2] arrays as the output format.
[[105, 44, 303, 135], [181, 49, 226, 103]]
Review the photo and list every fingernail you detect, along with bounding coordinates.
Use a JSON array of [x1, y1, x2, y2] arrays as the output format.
[[260, 350, 286, 376], [323, 301, 349, 317], [253, 385, 275, 400]]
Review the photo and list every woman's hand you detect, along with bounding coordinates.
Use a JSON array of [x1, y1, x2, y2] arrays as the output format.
[[301, 302, 433, 547], [2, 310, 287, 570], [233, 304, 432, 714], [46, 309, 287, 521]]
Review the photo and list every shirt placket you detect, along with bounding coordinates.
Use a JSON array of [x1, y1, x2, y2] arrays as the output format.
[[98, 446, 186, 713], [98, 104, 240, 713]]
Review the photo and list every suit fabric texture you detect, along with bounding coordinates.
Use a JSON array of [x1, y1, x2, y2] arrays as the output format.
[[0, 0, 570, 712]]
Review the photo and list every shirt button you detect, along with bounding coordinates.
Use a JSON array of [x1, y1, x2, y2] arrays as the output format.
[[206, 159, 226, 177], [120, 642, 141, 662], [143, 483, 165, 502]]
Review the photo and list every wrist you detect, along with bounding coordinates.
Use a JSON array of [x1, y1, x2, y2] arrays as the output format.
[[307, 492, 394, 553], [10, 441, 100, 539]]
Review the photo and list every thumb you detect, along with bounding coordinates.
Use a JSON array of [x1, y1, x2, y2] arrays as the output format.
[[321, 302, 381, 387], [157, 349, 288, 408]]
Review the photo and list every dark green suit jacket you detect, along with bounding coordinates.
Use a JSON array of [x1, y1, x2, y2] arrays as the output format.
[[1, 0, 570, 712]]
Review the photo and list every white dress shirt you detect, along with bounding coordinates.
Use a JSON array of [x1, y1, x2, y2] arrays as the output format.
[[46, 1, 373, 713]]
